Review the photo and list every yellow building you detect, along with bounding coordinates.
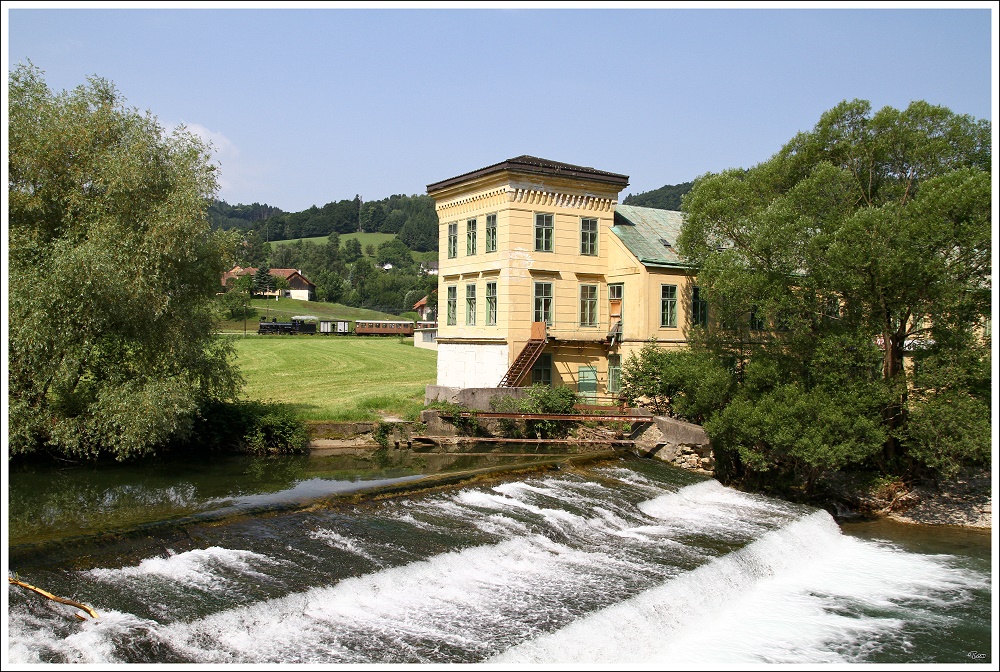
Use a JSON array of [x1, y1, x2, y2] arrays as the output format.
[[427, 156, 703, 401]]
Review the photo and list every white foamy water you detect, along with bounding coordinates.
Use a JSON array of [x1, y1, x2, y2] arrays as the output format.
[[85, 546, 280, 591], [7, 471, 990, 665], [308, 528, 382, 564], [493, 510, 988, 665]]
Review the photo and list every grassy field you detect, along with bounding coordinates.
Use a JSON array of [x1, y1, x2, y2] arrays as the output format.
[[271, 232, 394, 249], [218, 297, 400, 334], [231, 336, 437, 422]]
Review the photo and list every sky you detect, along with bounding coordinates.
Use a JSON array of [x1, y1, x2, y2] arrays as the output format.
[[4, 2, 997, 213]]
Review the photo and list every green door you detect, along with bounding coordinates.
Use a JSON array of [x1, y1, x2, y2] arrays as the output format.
[[578, 366, 597, 403]]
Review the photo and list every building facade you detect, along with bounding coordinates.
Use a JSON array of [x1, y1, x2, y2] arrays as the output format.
[[221, 267, 316, 301], [427, 156, 703, 401]]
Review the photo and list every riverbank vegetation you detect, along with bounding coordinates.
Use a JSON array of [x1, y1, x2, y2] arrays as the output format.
[[623, 99, 991, 499], [7, 64, 309, 462]]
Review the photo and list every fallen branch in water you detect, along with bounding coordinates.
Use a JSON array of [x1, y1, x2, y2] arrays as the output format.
[[8, 575, 99, 620]]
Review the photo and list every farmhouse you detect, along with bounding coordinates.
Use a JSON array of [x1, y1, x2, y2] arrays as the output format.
[[427, 156, 704, 401], [222, 266, 316, 301]]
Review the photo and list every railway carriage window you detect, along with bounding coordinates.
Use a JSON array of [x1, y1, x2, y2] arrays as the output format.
[[447, 223, 458, 259], [485, 214, 497, 253], [467, 219, 477, 256], [486, 281, 497, 326], [447, 286, 457, 326], [534, 213, 553, 252]]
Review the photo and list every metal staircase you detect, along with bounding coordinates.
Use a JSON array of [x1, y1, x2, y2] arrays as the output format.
[[498, 322, 547, 387]]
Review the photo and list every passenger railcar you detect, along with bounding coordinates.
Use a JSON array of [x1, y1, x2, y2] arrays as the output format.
[[354, 320, 415, 336]]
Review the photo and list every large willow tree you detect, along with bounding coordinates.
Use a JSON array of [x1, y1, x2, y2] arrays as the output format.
[[8, 63, 241, 460], [677, 99, 991, 484]]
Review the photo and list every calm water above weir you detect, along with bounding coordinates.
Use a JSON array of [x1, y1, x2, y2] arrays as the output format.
[[7, 451, 992, 665]]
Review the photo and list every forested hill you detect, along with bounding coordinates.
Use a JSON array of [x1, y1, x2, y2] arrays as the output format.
[[622, 181, 693, 210], [208, 193, 439, 252]]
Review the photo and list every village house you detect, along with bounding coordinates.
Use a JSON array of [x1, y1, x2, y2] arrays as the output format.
[[221, 266, 316, 301], [426, 155, 704, 402]]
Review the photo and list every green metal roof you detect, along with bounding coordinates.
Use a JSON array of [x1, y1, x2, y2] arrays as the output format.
[[611, 205, 691, 268]]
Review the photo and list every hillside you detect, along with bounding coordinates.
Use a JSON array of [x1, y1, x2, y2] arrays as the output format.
[[209, 193, 438, 252], [622, 182, 693, 211]]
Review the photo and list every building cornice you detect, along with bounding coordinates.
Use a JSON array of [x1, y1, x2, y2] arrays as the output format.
[[435, 184, 617, 219]]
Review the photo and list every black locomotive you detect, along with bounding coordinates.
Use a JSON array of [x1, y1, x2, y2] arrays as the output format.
[[257, 316, 317, 335]]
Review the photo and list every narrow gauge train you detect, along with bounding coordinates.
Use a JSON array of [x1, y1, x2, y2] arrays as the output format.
[[257, 316, 416, 336]]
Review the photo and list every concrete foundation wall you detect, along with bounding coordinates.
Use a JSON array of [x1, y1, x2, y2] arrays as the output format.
[[425, 385, 530, 411], [437, 342, 509, 388]]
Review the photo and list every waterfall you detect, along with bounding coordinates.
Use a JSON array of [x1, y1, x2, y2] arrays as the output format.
[[7, 460, 991, 664]]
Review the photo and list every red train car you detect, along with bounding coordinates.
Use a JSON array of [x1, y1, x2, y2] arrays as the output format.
[[353, 320, 415, 336]]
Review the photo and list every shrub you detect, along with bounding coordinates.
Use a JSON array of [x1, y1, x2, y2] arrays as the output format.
[[191, 400, 310, 455]]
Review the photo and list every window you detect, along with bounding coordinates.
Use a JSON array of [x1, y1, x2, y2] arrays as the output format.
[[446, 286, 457, 325], [578, 366, 597, 403], [534, 282, 553, 326], [580, 284, 598, 327], [580, 217, 598, 256], [447, 223, 458, 259], [532, 353, 552, 386], [466, 284, 476, 326], [534, 213, 553, 252], [692, 286, 708, 328], [608, 355, 622, 394], [749, 307, 765, 332], [660, 284, 677, 328], [486, 281, 497, 326], [608, 283, 623, 301], [485, 214, 497, 253], [467, 219, 477, 255]]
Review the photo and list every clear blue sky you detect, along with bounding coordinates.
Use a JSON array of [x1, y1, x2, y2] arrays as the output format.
[[6, 4, 996, 212]]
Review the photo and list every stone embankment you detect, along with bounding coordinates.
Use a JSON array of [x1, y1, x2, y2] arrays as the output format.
[[886, 468, 992, 530], [632, 416, 715, 474]]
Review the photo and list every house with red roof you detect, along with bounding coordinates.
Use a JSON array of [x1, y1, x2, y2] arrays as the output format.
[[222, 266, 316, 301]]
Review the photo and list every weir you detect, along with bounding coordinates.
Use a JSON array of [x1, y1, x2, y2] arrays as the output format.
[[7, 457, 991, 665]]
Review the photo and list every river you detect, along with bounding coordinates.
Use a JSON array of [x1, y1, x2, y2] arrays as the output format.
[[5, 450, 993, 665]]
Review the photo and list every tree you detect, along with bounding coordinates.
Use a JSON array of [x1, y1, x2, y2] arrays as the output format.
[[343, 238, 363, 263], [8, 63, 242, 460], [678, 99, 990, 482], [253, 265, 275, 296]]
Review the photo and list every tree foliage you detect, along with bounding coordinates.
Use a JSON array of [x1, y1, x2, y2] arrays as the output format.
[[8, 63, 242, 460], [673, 99, 990, 485], [619, 341, 733, 423], [622, 181, 694, 210]]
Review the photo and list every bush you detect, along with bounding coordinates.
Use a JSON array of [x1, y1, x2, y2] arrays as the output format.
[[620, 341, 733, 422], [487, 384, 579, 439], [191, 400, 310, 455]]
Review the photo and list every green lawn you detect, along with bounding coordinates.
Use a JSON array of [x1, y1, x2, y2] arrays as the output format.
[[271, 232, 395, 249], [218, 298, 400, 334], [232, 336, 437, 422]]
